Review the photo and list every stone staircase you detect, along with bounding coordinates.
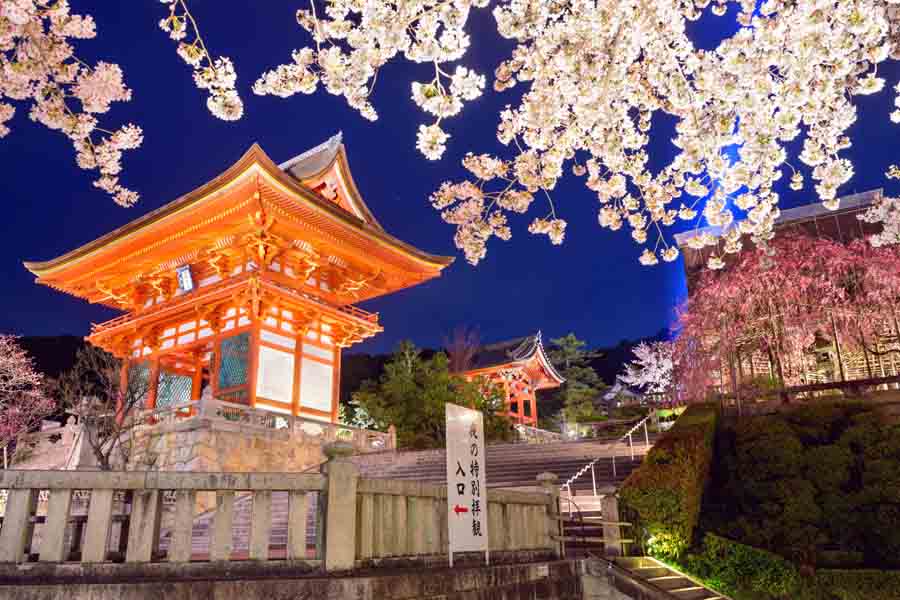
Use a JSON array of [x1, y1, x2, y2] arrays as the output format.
[[613, 556, 729, 600], [354, 435, 656, 494], [159, 491, 319, 560]]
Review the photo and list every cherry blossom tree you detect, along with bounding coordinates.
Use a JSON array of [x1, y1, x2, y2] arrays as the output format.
[[7, 1, 900, 268], [253, 0, 900, 265], [620, 341, 674, 397], [675, 231, 900, 401], [0, 335, 54, 462]]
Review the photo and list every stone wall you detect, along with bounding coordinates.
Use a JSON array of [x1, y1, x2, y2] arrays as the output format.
[[0, 558, 584, 600], [125, 415, 391, 473], [128, 419, 327, 473]]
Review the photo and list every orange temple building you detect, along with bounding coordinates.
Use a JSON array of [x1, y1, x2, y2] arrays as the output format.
[[463, 333, 564, 427], [25, 134, 452, 424]]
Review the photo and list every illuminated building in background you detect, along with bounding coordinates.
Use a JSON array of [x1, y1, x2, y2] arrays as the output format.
[[463, 333, 564, 426]]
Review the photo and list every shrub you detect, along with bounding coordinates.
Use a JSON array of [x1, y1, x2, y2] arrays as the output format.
[[619, 402, 718, 559], [676, 534, 900, 600], [707, 401, 900, 567], [803, 569, 900, 600], [680, 533, 800, 600]]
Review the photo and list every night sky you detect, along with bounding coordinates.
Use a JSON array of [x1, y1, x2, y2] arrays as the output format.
[[2, 3, 899, 355]]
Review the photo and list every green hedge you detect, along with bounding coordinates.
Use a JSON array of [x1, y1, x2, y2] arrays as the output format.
[[803, 569, 900, 600], [675, 533, 900, 600], [678, 533, 800, 600], [619, 402, 718, 559], [707, 401, 900, 567]]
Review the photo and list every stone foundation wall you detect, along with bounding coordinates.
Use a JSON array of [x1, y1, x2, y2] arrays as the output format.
[[0, 559, 583, 600], [127, 418, 343, 473]]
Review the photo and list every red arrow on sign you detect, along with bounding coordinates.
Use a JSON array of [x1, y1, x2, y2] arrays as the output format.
[[453, 505, 469, 515]]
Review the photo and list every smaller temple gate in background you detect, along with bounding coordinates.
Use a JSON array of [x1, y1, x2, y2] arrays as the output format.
[[463, 333, 564, 427], [24, 134, 452, 425]]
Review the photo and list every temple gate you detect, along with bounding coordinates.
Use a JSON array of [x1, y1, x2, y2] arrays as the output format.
[[463, 333, 564, 427], [25, 134, 452, 424]]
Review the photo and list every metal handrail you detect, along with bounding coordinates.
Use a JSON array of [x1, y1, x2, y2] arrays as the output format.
[[560, 411, 656, 511]]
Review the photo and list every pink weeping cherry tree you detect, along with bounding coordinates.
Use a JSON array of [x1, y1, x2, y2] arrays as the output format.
[[674, 231, 900, 402]]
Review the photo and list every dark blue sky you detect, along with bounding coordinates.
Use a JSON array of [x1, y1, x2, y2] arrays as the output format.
[[2, 3, 899, 354]]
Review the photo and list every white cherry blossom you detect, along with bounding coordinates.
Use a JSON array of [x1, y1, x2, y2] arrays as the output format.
[[255, 0, 490, 159], [159, 0, 243, 121], [0, 0, 141, 205]]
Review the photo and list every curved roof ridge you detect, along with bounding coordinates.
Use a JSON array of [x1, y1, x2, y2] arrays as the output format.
[[467, 331, 566, 385], [278, 131, 343, 176], [24, 142, 453, 276]]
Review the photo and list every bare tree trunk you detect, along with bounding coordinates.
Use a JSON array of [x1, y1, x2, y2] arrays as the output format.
[[831, 313, 847, 383], [859, 325, 873, 379]]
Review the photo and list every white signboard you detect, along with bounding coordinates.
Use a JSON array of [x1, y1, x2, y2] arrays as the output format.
[[445, 402, 489, 565]]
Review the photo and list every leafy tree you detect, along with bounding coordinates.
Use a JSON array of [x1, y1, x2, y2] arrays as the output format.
[[353, 341, 512, 449], [547, 334, 606, 423]]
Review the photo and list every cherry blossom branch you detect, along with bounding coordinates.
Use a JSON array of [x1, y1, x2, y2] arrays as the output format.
[[159, 0, 243, 121], [0, 0, 142, 206], [254, 0, 489, 160], [0, 335, 53, 450]]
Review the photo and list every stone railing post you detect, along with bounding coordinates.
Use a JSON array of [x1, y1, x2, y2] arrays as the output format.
[[536, 472, 563, 558], [197, 393, 216, 418], [321, 441, 359, 571], [601, 494, 623, 557], [387, 425, 397, 450]]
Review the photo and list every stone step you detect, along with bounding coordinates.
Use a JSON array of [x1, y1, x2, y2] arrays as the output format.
[[613, 556, 727, 600]]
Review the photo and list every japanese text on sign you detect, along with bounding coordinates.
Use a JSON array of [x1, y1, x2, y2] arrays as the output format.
[[445, 403, 489, 556]]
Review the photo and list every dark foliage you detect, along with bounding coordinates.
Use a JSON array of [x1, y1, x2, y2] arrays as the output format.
[[16, 335, 86, 379], [678, 533, 900, 600], [704, 402, 900, 569]]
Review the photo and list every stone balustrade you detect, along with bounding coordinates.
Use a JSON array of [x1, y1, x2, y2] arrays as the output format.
[[0, 443, 561, 573], [513, 424, 564, 444], [139, 397, 396, 453]]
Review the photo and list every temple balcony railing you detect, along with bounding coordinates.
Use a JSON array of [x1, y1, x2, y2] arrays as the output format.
[[89, 271, 381, 339], [0, 444, 563, 572], [133, 396, 396, 453]]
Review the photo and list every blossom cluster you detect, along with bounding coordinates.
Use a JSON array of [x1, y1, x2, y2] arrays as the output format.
[[430, 153, 543, 264], [254, 0, 489, 160], [859, 195, 900, 247], [619, 341, 674, 396], [434, 0, 900, 266], [159, 0, 243, 121], [0, 0, 142, 206]]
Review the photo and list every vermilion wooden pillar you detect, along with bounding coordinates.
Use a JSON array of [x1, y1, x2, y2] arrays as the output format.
[[331, 348, 342, 423], [518, 389, 525, 424], [248, 323, 260, 408], [146, 357, 161, 411]]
